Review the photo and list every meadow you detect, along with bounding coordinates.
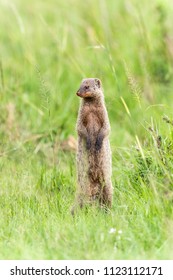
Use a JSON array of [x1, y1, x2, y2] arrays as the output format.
[[0, 0, 173, 259]]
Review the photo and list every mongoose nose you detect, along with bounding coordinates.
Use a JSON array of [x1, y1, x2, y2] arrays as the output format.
[[76, 91, 81, 96]]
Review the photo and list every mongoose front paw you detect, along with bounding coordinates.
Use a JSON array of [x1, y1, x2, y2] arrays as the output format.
[[95, 136, 103, 151], [86, 137, 92, 150]]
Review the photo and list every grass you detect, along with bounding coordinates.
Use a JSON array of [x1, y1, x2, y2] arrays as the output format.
[[0, 0, 173, 259]]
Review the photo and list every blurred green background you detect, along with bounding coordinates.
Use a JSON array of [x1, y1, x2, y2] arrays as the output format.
[[0, 0, 173, 259]]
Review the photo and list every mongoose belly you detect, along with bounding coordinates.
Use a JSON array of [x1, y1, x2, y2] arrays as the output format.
[[85, 112, 101, 142]]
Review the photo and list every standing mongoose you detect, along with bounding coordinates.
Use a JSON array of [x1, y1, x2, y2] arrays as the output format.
[[71, 78, 113, 214]]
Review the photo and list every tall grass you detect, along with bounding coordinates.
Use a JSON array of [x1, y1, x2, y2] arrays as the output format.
[[0, 0, 173, 259]]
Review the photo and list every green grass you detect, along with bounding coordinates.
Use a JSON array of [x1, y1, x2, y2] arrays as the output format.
[[0, 0, 173, 259]]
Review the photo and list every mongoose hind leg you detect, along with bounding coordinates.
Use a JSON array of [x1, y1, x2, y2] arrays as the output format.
[[99, 184, 113, 210]]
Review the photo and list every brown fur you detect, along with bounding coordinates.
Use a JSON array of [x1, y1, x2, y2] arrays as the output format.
[[71, 78, 113, 214]]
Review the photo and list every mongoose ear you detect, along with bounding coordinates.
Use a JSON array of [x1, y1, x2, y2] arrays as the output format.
[[95, 78, 101, 88]]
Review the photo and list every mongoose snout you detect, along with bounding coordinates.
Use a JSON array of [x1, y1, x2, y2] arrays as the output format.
[[76, 90, 91, 98], [76, 88, 91, 98]]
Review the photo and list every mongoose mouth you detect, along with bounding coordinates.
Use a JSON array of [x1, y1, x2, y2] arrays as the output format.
[[76, 91, 92, 98]]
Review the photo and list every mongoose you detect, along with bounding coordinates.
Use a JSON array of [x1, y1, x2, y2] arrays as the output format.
[[71, 78, 113, 214]]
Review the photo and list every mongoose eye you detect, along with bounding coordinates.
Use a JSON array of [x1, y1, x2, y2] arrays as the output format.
[[84, 86, 89, 90]]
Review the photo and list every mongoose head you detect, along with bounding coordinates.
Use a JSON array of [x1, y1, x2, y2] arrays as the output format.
[[76, 78, 103, 99]]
